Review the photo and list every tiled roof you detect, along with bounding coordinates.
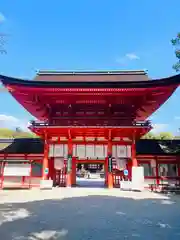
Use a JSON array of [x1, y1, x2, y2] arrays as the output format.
[[136, 139, 180, 155], [0, 138, 44, 154], [34, 70, 149, 82], [0, 138, 180, 155]]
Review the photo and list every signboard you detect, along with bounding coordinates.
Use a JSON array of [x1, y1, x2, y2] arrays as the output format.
[[44, 168, 49, 174], [120, 181, 132, 190], [123, 169, 128, 176], [4, 164, 31, 177], [131, 166, 144, 191], [108, 156, 112, 172], [40, 179, 53, 189]]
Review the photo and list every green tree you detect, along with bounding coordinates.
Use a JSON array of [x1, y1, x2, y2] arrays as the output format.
[[174, 136, 180, 140], [142, 132, 158, 139], [0, 128, 38, 139], [171, 33, 180, 72], [142, 132, 174, 140], [157, 132, 174, 140]]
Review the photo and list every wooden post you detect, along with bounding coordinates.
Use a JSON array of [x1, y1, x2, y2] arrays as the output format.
[[155, 157, 160, 185], [131, 135, 138, 167], [42, 133, 49, 180], [107, 140, 113, 188], [71, 157, 76, 186], [67, 138, 73, 187], [104, 157, 108, 186]]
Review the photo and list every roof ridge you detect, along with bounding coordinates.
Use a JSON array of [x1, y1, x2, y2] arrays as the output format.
[[37, 70, 148, 75]]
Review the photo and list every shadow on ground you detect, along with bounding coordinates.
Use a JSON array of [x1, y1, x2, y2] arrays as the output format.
[[0, 192, 180, 239]]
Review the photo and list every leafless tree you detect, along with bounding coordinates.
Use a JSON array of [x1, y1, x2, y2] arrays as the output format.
[[0, 33, 7, 54]]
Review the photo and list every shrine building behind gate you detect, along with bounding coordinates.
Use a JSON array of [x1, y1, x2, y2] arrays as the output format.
[[0, 70, 180, 189]]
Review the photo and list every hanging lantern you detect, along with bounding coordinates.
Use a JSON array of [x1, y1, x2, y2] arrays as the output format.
[[54, 157, 64, 170]]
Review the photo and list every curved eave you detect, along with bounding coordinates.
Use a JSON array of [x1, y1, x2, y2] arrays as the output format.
[[0, 74, 180, 88]]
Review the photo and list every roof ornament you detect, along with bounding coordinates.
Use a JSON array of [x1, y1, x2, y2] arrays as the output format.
[[6, 85, 14, 92]]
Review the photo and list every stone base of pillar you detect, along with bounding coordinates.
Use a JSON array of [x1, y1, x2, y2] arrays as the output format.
[[66, 173, 72, 187], [107, 173, 113, 188], [40, 179, 53, 189]]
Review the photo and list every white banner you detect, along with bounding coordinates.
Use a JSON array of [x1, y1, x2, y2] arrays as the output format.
[[4, 164, 31, 176]]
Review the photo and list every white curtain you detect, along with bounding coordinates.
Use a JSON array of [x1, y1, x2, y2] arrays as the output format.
[[54, 144, 64, 157], [116, 158, 127, 170], [73, 144, 77, 156], [112, 146, 117, 158], [95, 145, 104, 158], [117, 146, 127, 158], [77, 145, 86, 159], [127, 146, 131, 158], [86, 145, 95, 158], [49, 144, 54, 157]]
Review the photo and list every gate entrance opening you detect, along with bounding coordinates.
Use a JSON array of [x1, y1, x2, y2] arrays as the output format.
[[76, 160, 105, 188]]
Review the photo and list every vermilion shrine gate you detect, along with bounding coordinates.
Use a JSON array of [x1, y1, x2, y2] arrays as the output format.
[[0, 70, 180, 189]]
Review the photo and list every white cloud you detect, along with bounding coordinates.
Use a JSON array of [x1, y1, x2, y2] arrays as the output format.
[[150, 123, 169, 133], [116, 52, 140, 65], [0, 13, 5, 23], [0, 114, 19, 123], [0, 114, 29, 131], [126, 53, 140, 60], [174, 116, 180, 120]]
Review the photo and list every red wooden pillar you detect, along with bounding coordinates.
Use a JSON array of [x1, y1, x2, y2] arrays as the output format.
[[107, 140, 113, 188], [131, 137, 138, 167], [42, 134, 49, 180], [177, 156, 180, 185], [104, 157, 108, 186], [67, 139, 73, 187], [71, 157, 76, 186], [155, 157, 160, 185], [0, 154, 6, 189]]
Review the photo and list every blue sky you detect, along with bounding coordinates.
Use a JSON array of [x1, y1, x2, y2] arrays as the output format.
[[0, 0, 180, 134]]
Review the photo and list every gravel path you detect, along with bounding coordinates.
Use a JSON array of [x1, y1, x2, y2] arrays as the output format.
[[0, 188, 180, 239]]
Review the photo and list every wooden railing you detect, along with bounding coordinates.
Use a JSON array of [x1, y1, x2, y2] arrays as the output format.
[[29, 120, 152, 128]]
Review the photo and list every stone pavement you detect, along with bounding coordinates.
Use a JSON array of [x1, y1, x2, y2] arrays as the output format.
[[0, 188, 180, 239]]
